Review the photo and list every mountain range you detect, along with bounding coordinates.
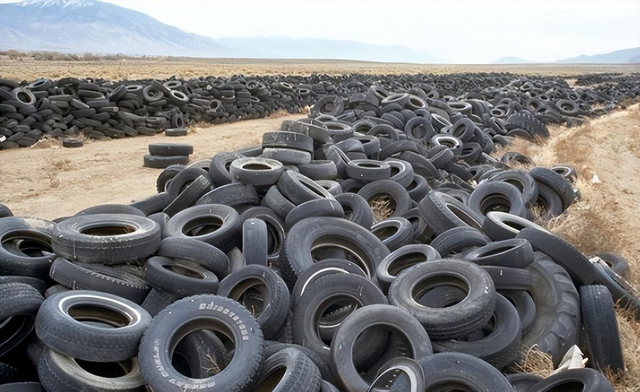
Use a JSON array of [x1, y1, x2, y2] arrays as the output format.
[[0, 0, 637, 65]]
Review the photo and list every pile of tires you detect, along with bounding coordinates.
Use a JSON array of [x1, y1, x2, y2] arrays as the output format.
[[1, 87, 637, 392], [143, 143, 193, 169], [1, 72, 639, 150]]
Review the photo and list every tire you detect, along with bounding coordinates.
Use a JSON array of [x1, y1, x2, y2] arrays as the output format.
[[523, 254, 581, 365], [506, 373, 544, 392], [432, 295, 522, 370], [280, 217, 389, 286], [242, 218, 268, 266], [262, 341, 333, 383], [165, 127, 187, 137], [482, 266, 533, 290], [262, 131, 314, 153], [217, 265, 290, 340], [579, 285, 624, 374], [388, 259, 496, 339], [36, 290, 151, 362], [229, 157, 284, 187], [535, 182, 564, 219], [164, 204, 240, 252], [0, 283, 43, 357], [488, 170, 539, 205], [430, 227, 489, 257], [173, 330, 230, 379], [298, 160, 338, 181], [238, 207, 286, 265], [516, 228, 597, 286], [197, 183, 260, 208], [49, 257, 150, 303], [316, 180, 342, 196], [334, 193, 374, 229], [209, 152, 243, 186], [254, 348, 322, 392], [138, 295, 263, 392], [75, 204, 145, 217], [357, 180, 412, 217], [291, 259, 368, 308], [156, 236, 230, 278], [529, 167, 575, 211], [462, 238, 534, 268], [506, 112, 550, 138], [386, 158, 415, 188], [390, 352, 514, 392], [500, 289, 536, 334], [140, 288, 177, 317], [370, 217, 414, 251], [145, 256, 219, 296], [0, 276, 46, 295], [284, 199, 344, 232], [331, 305, 433, 392], [0, 217, 56, 279], [264, 186, 296, 219], [467, 181, 528, 218], [0, 203, 13, 218], [593, 263, 640, 319], [292, 274, 388, 367], [0, 383, 44, 392], [148, 143, 193, 156], [163, 175, 214, 217], [346, 159, 391, 182], [482, 211, 549, 241], [277, 171, 334, 205], [62, 138, 83, 148], [406, 175, 431, 202], [38, 349, 144, 392], [526, 368, 613, 392], [143, 155, 190, 169], [52, 214, 161, 264], [593, 252, 630, 277], [376, 244, 440, 293], [263, 148, 312, 165], [418, 191, 484, 235]]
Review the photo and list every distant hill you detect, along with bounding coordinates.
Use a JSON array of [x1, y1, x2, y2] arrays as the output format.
[[493, 56, 537, 64], [0, 0, 441, 63], [557, 47, 640, 64]]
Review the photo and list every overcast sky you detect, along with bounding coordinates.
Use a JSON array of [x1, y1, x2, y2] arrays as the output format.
[[3, 0, 640, 62]]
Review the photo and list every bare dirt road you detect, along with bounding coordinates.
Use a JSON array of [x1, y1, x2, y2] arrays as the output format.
[[0, 113, 300, 219]]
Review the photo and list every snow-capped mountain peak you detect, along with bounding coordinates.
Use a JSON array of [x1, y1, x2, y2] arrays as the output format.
[[20, 0, 96, 9]]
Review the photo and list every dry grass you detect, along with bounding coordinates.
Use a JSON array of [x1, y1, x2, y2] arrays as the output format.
[[511, 346, 555, 377], [40, 157, 72, 188], [370, 196, 394, 222]]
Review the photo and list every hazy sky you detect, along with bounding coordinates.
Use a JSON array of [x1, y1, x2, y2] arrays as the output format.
[[4, 0, 640, 62]]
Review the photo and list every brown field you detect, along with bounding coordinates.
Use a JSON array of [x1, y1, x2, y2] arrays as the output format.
[[1, 55, 639, 81]]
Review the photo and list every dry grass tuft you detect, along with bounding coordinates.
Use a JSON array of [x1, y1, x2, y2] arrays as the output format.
[[511, 346, 555, 378], [40, 156, 72, 188], [613, 310, 640, 391], [370, 196, 394, 222]]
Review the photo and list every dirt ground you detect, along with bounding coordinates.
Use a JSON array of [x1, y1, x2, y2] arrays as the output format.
[[0, 113, 300, 219], [1, 56, 638, 80]]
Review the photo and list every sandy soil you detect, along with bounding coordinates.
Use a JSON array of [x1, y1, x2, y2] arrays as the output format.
[[0, 113, 301, 220], [1, 56, 638, 81]]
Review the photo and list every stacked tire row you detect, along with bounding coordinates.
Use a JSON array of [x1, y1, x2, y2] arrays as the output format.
[[2, 72, 639, 150], [1, 87, 638, 392]]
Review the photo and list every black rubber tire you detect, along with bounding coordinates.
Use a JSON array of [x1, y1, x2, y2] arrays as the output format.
[[143, 155, 190, 169], [284, 199, 344, 232], [593, 263, 640, 320], [388, 259, 496, 339], [316, 180, 342, 196], [163, 204, 240, 252], [506, 112, 550, 138], [386, 158, 415, 188], [0, 382, 44, 392], [291, 259, 368, 308], [37, 348, 144, 392], [0, 276, 46, 295], [482, 266, 533, 290], [217, 265, 290, 340], [517, 228, 597, 286], [432, 294, 522, 370], [0, 217, 56, 279], [507, 373, 544, 392], [357, 180, 412, 217], [390, 352, 514, 392], [280, 217, 389, 286], [163, 175, 213, 217], [482, 211, 549, 241], [346, 159, 391, 182], [523, 254, 581, 365], [331, 305, 433, 392], [0, 203, 13, 218], [262, 131, 314, 153], [593, 252, 630, 278], [173, 330, 230, 379], [535, 182, 564, 220], [140, 288, 177, 317], [468, 181, 528, 218], [529, 167, 575, 211], [62, 138, 83, 148], [49, 257, 150, 303], [36, 290, 151, 362], [580, 284, 624, 374], [0, 283, 43, 357], [298, 160, 339, 181], [430, 227, 489, 257], [488, 170, 539, 205], [462, 238, 534, 268], [263, 148, 312, 165], [334, 193, 374, 229], [229, 157, 284, 187], [138, 295, 263, 392], [254, 348, 322, 392], [145, 256, 219, 296], [238, 207, 286, 265], [292, 274, 388, 367], [75, 204, 145, 217], [262, 341, 333, 383], [418, 191, 484, 235], [156, 236, 230, 279], [263, 186, 296, 219], [526, 368, 613, 392], [209, 152, 243, 186], [52, 214, 161, 264], [242, 218, 268, 266], [148, 143, 193, 156], [278, 171, 334, 206], [370, 217, 414, 251], [500, 289, 537, 334], [165, 127, 187, 137], [376, 244, 441, 293], [406, 175, 431, 202]]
